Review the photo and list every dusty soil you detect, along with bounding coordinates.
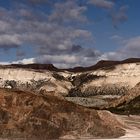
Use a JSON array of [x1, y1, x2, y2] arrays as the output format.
[[119, 115, 140, 139], [91, 115, 140, 140]]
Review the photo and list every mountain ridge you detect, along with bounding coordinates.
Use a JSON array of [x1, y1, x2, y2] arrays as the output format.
[[0, 58, 140, 72]]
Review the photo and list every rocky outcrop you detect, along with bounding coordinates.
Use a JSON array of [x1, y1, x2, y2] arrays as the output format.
[[64, 58, 140, 72], [69, 62, 140, 96], [1, 64, 61, 72], [64, 63, 140, 102], [68, 84, 128, 97], [66, 83, 140, 112], [107, 82, 140, 114], [0, 60, 140, 111], [0, 88, 125, 139], [0, 60, 140, 96], [0, 68, 72, 98], [65, 63, 140, 109], [0, 59, 140, 139]]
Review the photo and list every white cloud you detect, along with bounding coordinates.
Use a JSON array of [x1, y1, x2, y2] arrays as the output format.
[[4, 35, 140, 68], [123, 36, 140, 49], [89, 0, 114, 9], [0, 1, 93, 54], [104, 36, 140, 60], [13, 52, 100, 68], [0, 61, 10, 65], [11, 58, 35, 64], [0, 34, 21, 48], [110, 35, 123, 40], [49, 1, 87, 23], [0, 0, 130, 68]]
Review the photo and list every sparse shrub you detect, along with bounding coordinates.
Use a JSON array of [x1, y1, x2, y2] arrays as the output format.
[[52, 73, 66, 81], [26, 79, 51, 92], [68, 85, 128, 97], [72, 73, 105, 86], [68, 88, 82, 97], [5, 78, 51, 93], [4, 80, 17, 89]]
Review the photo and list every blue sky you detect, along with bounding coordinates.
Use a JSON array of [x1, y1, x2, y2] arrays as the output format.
[[0, 0, 140, 68]]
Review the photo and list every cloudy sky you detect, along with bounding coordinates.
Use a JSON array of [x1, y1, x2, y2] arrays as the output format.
[[0, 0, 140, 68]]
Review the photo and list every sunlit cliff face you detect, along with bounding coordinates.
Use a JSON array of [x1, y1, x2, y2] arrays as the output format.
[[0, 62, 140, 97]]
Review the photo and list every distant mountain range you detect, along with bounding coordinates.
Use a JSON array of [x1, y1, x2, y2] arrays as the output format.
[[1, 58, 140, 72]]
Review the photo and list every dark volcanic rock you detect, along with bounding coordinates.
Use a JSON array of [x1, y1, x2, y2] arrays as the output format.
[[11, 64, 61, 72]]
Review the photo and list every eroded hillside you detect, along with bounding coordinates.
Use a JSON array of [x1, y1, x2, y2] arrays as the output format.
[[0, 60, 140, 110], [0, 88, 125, 139], [0, 59, 140, 139]]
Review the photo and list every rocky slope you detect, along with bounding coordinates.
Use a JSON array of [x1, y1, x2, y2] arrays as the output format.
[[68, 62, 140, 96], [0, 58, 140, 139], [65, 63, 140, 111], [0, 59, 140, 95], [0, 58, 140, 110], [0, 88, 125, 139], [68, 82, 140, 114], [0, 68, 72, 98], [107, 82, 140, 115]]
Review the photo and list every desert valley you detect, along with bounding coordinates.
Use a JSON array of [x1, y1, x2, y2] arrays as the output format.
[[0, 58, 139, 139], [0, 0, 140, 139]]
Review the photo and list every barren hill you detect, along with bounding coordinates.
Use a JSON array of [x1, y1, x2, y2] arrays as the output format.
[[0, 58, 140, 110], [0, 58, 140, 139], [0, 88, 125, 139]]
